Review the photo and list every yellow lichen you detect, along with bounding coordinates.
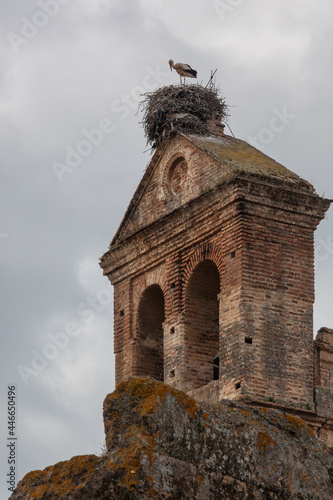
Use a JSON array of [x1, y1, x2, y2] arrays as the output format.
[[18, 455, 101, 499], [136, 383, 170, 416], [282, 413, 311, 434], [257, 431, 277, 452], [114, 440, 142, 488], [137, 379, 198, 418], [196, 474, 204, 484], [175, 390, 198, 418], [116, 378, 198, 419], [110, 426, 158, 491]]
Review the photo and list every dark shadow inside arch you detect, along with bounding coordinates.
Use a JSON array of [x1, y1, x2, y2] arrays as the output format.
[[185, 260, 220, 390], [136, 284, 165, 381]]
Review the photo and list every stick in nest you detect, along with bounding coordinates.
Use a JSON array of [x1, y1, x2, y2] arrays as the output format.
[[139, 84, 229, 149]]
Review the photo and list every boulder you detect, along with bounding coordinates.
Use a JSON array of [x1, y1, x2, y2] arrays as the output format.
[[11, 377, 333, 499]]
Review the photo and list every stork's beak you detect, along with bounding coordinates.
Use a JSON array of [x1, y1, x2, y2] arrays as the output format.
[[169, 63, 172, 71]]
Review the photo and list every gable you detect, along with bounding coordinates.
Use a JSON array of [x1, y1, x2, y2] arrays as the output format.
[[111, 134, 228, 245], [111, 133, 315, 246]]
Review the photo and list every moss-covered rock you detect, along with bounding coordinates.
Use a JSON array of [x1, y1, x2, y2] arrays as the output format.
[[11, 377, 333, 499]]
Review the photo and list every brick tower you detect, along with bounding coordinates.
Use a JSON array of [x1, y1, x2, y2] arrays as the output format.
[[100, 86, 331, 415]]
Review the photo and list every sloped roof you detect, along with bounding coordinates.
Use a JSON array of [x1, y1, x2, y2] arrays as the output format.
[[187, 134, 314, 190]]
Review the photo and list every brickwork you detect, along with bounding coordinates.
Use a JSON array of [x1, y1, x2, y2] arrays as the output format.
[[184, 260, 220, 390], [227, 207, 316, 406], [314, 328, 333, 418], [100, 131, 331, 414], [135, 284, 165, 381]]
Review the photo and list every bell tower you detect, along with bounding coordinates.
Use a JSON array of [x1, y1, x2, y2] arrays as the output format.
[[100, 84, 331, 412]]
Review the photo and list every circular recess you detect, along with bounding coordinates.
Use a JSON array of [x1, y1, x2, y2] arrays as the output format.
[[168, 157, 188, 195]]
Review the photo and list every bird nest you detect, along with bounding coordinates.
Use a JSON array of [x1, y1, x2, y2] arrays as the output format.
[[140, 84, 229, 149]]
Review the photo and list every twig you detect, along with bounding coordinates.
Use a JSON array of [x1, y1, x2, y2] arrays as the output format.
[[205, 69, 218, 88], [226, 123, 235, 137], [140, 83, 229, 149]]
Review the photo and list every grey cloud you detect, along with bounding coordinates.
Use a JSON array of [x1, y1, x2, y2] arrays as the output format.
[[1, 1, 333, 496]]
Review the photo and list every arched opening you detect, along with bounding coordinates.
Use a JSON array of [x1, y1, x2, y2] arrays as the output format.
[[136, 284, 165, 381], [185, 260, 220, 390]]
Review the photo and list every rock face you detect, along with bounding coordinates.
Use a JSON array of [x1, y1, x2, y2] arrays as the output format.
[[11, 378, 333, 499]]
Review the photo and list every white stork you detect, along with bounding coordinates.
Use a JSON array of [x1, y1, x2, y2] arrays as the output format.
[[169, 59, 197, 85]]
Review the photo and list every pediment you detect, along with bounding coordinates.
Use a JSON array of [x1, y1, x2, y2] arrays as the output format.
[[111, 133, 314, 246], [111, 134, 225, 245]]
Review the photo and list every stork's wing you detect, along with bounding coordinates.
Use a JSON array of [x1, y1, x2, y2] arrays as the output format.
[[184, 64, 197, 78]]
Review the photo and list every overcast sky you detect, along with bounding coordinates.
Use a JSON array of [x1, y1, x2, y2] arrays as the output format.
[[1, 0, 333, 496]]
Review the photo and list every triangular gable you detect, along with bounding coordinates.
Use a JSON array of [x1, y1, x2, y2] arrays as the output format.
[[111, 133, 315, 247], [111, 140, 169, 246], [111, 133, 225, 246]]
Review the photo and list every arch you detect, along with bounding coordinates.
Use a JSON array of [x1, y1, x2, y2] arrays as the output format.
[[184, 259, 220, 390], [135, 284, 165, 381], [132, 266, 168, 338], [181, 244, 223, 304]]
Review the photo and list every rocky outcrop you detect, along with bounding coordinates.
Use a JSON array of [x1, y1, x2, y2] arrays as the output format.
[[11, 378, 333, 499]]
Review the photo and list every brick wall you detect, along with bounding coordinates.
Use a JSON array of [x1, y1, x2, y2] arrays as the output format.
[[101, 133, 330, 410], [135, 284, 165, 381], [184, 259, 220, 390], [314, 328, 333, 418]]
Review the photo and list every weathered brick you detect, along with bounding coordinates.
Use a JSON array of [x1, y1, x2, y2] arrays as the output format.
[[100, 131, 332, 441]]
